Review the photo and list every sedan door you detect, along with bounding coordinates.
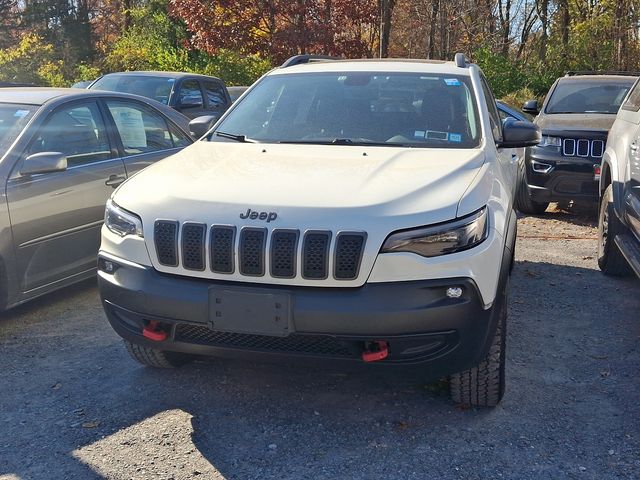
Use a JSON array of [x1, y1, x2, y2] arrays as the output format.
[[102, 98, 192, 176], [6, 99, 126, 294]]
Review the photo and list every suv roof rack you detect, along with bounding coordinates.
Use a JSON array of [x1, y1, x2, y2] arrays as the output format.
[[280, 55, 341, 68], [454, 53, 469, 68], [565, 70, 640, 77]]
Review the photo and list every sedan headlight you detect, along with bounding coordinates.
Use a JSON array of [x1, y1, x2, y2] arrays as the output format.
[[105, 199, 143, 237], [538, 135, 562, 148], [380, 207, 488, 257]]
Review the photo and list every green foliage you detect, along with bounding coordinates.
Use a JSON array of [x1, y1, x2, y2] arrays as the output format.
[[0, 33, 61, 85], [474, 47, 560, 99], [73, 63, 102, 84], [103, 4, 272, 85]]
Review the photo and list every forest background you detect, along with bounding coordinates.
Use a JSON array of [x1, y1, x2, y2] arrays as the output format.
[[1, 0, 639, 104]]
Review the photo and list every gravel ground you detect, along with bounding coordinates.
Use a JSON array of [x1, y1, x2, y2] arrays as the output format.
[[1, 206, 639, 480]]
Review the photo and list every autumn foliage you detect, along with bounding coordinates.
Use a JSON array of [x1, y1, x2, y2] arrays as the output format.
[[169, 0, 379, 63]]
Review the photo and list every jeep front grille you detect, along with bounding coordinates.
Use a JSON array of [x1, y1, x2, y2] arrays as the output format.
[[152, 221, 366, 281], [562, 138, 604, 158]]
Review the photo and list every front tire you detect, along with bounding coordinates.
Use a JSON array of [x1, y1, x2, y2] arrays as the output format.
[[124, 341, 194, 368], [598, 185, 632, 276], [515, 160, 549, 215], [449, 292, 506, 407]]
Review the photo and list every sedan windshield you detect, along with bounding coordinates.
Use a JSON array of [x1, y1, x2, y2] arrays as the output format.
[[90, 75, 175, 105], [545, 80, 634, 114], [0, 103, 37, 152], [213, 72, 481, 148]]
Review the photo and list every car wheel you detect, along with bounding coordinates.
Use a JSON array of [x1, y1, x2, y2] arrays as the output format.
[[515, 160, 549, 215], [449, 290, 506, 407], [598, 185, 632, 276], [124, 340, 194, 368]]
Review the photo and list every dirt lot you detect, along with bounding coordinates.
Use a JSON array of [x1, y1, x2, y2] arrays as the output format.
[[1, 206, 639, 480]]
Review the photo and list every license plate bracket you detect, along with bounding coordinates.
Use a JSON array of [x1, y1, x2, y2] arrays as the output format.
[[208, 287, 293, 337]]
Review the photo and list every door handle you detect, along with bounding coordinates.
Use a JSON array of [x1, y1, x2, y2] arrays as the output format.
[[105, 174, 126, 188]]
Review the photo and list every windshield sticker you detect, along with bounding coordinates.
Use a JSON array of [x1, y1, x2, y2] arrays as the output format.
[[425, 130, 448, 141], [444, 78, 461, 86], [14, 110, 30, 117], [413, 130, 426, 138], [448, 133, 463, 142]]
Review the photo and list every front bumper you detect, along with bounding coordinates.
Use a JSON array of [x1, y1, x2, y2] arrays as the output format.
[[525, 146, 600, 203], [98, 254, 502, 377]]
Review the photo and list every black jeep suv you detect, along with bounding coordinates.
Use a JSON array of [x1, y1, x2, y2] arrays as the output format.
[[517, 73, 637, 214]]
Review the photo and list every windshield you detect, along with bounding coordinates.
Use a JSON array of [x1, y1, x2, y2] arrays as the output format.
[[212, 72, 481, 148], [0, 103, 37, 152], [545, 80, 634, 114], [90, 75, 175, 105]]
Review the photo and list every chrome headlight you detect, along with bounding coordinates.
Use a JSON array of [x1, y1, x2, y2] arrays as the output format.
[[538, 135, 561, 148], [105, 199, 143, 237], [380, 207, 488, 257]]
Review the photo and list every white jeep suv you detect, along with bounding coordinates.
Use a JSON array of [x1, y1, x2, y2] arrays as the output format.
[[98, 54, 540, 406]]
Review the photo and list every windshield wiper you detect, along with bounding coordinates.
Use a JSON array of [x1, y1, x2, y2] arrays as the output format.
[[279, 138, 408, 147], [215, 131, 255, 143]]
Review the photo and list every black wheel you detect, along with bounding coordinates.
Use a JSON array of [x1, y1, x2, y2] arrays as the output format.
[[124, 340, 194, 368], [515, 160, 549, 215], [598, 185, 632, 276], [449, 291, 506, 407]]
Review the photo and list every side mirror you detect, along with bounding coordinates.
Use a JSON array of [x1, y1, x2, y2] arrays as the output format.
[[20, 152, 68, 175], [189, 115, 219, 138], [499, 118, 541, 148], [522, 99, 539, 115]]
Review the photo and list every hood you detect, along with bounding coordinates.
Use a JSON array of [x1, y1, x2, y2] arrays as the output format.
[[115, 141, 486, 230], [535, 113, 615, 133]]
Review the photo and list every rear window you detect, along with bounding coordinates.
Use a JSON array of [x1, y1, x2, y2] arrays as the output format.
[[90, 75, 175, 105], [213, 72, 481, 148], [545, 79, 635, 114], [0, 103, 37, 151]]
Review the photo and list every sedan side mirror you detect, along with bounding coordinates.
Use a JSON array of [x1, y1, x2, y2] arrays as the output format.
[[499, 118, 541, 148], [522, 99, 539, 115], [189, 115, 220, 138], [20, 152, 68, 175]]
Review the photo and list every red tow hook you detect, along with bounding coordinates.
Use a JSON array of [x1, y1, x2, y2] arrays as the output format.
[[362, 341, 389, 362], [142, 321, 167, 342]]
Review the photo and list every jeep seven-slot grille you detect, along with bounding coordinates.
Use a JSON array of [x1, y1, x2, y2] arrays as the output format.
[[239, 228, 266, 276], [302, 232, 331, 279], [334, 233, 366, 280], [154, 221, 178, 266], [270, 230, 298, 278], [181, 223, 206, 270], [152, 223, 366, 280], [210, 226, 235, 273]]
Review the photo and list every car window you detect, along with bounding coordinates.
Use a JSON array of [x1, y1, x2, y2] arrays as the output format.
[[27, 101, 112, 167], [213, 72, 481, 148], [0, 103, 37, 152], [179, 80, 204, 108], [90, 75, 174, 105], [105, 100, 178, 155], [204, 81, 227, 111], [480, 77, 502, 142], [621, 79, 640, 112], [498, 108, 512, 122], [169, 124, 192, 148], [546, 80, 634, 114]]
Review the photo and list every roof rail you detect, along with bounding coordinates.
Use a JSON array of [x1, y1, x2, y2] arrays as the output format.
[[565, 70, 640, 77], [454, 53, 469, 68], [280, 55, 341, 68]]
